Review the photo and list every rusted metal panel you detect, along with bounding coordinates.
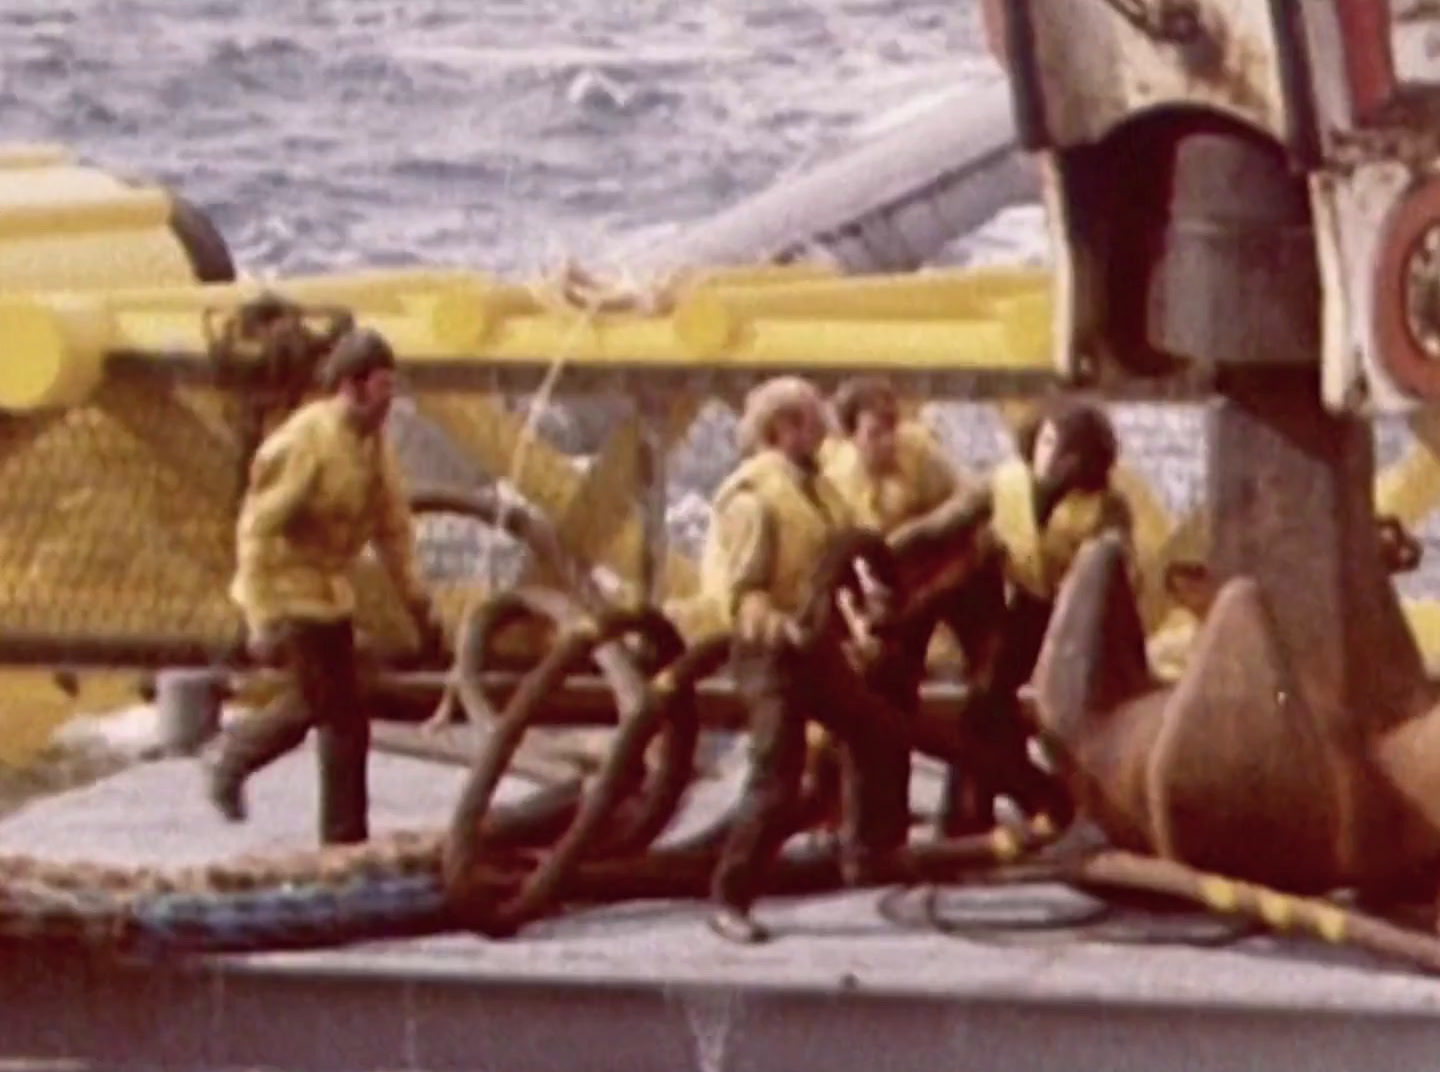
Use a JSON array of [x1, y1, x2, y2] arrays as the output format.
[[1328, 0, 1440, 125], [1309, 161, 1440, 413], [1020, 0, 1292, 148], [1146, 129, 1321, 368], [1332, 0, 1397, 122], [1293, 0, 1356, 140], [1209, 367, 1428, 744]]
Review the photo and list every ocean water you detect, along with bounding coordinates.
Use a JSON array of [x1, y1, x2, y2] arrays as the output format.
[[0, 0, 988, 273]]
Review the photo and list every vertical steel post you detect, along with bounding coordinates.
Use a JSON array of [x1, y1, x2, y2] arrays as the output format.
[[635, 391, 669, 607], [1148, 126, 1426, 734]]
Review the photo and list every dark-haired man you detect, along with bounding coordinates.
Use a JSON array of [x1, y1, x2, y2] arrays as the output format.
[[208, 327, 440, 845], [889, 398, 1134, 837], [822, 376, 966, 535]]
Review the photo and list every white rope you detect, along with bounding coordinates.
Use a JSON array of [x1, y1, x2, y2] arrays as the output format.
[[479, 257, 707, 593], [428, 261, 690, 741], [427, 301, 587, 738]]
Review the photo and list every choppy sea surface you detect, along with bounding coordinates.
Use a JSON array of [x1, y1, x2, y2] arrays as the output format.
[[0, 0, 998, 273], [0, 0, 1432, 589]]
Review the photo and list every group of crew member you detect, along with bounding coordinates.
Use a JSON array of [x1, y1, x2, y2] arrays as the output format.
[[681, 374, 1133, 941], [203, 322, 1140, 944]]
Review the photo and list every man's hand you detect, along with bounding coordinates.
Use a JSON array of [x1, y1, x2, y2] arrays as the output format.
[[835, 587, 881, 667], [1377, 514, 1423, 575]]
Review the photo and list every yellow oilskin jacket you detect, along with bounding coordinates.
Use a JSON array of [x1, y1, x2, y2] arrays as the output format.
[[989, 457, 1127, 601], [229, 396, 425, 635], [665, 449, 853, 643], [820, 421, 963, 534]]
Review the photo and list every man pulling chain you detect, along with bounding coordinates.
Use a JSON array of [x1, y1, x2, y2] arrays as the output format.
[[700, 375, 911, 944]]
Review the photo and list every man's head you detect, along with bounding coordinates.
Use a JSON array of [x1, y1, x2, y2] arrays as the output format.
[[1022, 398, 1119, 496], [320, 328, 397, 433], [833, 376, 900, 475], [737, 376, 830, 465]]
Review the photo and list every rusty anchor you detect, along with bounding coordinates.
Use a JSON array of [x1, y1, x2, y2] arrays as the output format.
[[1029, 122, 1440, 907]]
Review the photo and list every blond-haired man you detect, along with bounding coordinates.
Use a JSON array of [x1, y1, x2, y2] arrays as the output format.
[[697, 376, 910, 943]]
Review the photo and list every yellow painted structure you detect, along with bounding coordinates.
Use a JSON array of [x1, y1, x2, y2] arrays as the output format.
[[5, 145, 1440, 762], [0, 146, 221, 765], [0, 671, 143, 767], [0, 264, 1055, 411], [0, 146, 199, 293]]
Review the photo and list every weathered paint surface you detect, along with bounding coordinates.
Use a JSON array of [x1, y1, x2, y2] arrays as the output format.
[[1024, 0, 1289, 146]]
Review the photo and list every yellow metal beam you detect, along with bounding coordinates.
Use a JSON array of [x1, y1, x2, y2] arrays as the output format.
[[0, 144, 74, 170], [0, 670, 141, 768], [0, 155, 210, 295], [0, 189, 172, 240], [0, 265, 1057, 410], [666, 265, 1047, 318]]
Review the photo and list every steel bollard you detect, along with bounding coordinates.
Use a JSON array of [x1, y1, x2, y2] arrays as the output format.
[[154, 668, 226, 757]]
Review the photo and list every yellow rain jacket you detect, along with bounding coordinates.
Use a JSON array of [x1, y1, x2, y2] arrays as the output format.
[[820, 421, 965, 534], [1146, 605, 1202, 684], [989, 457, 1131, 601], [665, 448, 854, 643], [229, 396, 425, 636]]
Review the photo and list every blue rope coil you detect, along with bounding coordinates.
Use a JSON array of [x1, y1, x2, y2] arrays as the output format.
[[127, 875, 450, 956]]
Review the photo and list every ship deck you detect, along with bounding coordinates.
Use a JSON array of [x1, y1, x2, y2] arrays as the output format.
[[3, 737, 1440, 1071]]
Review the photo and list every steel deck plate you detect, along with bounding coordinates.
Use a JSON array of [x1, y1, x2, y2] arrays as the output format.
[[2, 743, 1439, 1071]]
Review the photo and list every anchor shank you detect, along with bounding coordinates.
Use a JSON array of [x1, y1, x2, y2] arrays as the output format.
[[1207, 366, 1424, 736]]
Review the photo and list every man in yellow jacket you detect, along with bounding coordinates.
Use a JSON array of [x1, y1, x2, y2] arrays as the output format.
[[701, 375, 910, 943], [822, 376, 966, 534], [805, 377, 971, 823], [890, 398, 1133, 837], [208, 327, 439, 846]]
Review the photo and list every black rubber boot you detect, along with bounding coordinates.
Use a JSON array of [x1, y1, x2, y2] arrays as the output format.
[[206, 698, 311, 824]]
